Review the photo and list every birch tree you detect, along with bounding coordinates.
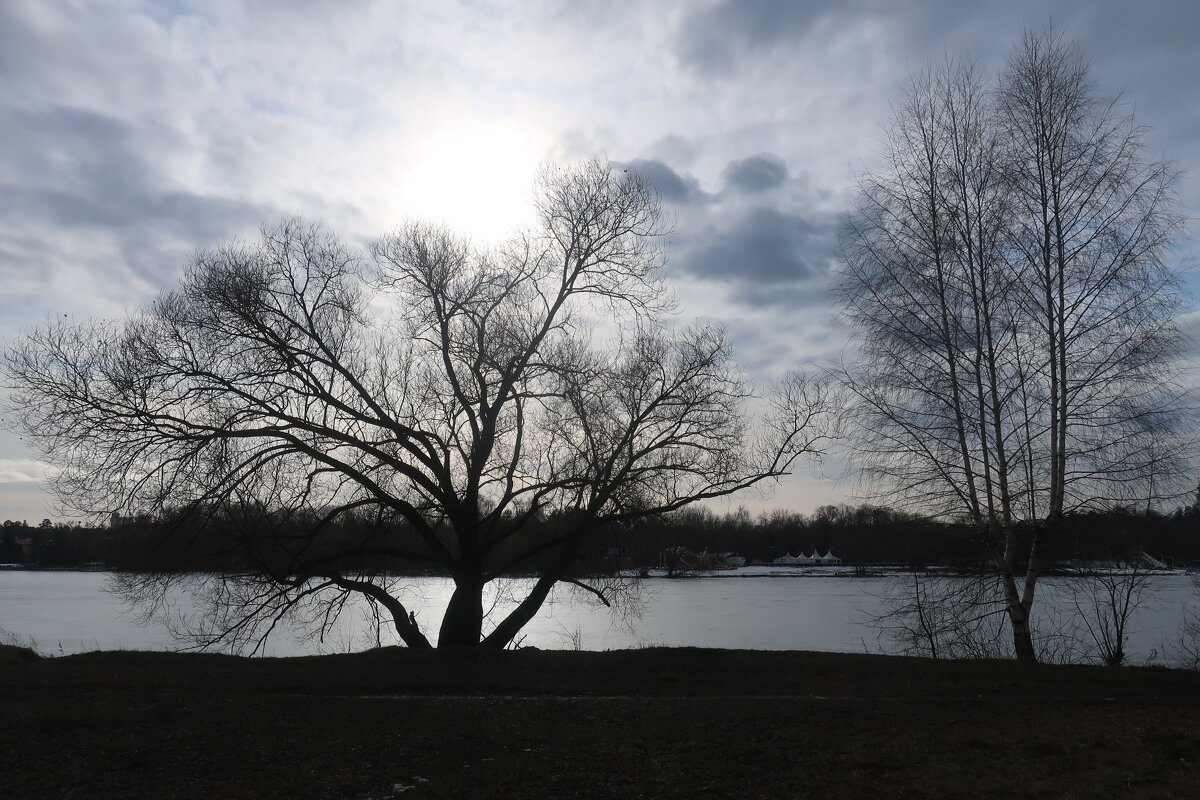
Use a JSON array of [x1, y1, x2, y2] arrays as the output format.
[[837, 32, 1188, 661]]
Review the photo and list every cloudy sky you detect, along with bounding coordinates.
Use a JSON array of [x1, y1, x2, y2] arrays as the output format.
[[2, 0, 1198, 522]]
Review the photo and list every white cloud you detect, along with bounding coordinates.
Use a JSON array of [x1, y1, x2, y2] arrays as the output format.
[[0, 458, 47, 485]]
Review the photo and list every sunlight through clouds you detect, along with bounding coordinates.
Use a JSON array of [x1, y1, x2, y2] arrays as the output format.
[[2, 0, 1198, 521], [395, 122, 548, 244]]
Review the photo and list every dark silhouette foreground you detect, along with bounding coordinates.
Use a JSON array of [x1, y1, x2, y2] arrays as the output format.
[[3, 647, 1197, 798]]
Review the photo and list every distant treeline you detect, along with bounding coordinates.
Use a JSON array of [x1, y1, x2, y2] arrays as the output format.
[[606, 504, 1200, 570], [4, 502, 1199, 572], [1, 518, 110, 567]]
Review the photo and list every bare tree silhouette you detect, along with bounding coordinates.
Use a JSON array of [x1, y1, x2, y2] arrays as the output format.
[[5, 158, 831, 650], [836, 31, 1190, 661]]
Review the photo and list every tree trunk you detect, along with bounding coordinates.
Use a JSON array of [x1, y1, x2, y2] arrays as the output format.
[[483, 543, 578, 649], [482, 573, 558, 649], [325, 574, 432, 649], [999, 571, 1037, 662], [438, 576, 485, 647], [1008, 605, 1037, 661]]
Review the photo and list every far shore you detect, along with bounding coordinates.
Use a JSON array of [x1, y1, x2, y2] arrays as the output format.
[[3, 562, 1194, 578]]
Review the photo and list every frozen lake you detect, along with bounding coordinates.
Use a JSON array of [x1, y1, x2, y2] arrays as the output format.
[[2, 570, 1197, 665]]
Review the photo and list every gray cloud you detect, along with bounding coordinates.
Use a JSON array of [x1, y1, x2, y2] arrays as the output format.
[[0, 105, 280, 295], [675, 206, 836, 302], [0, 106, 164, 224], [0, 107, 264, 230], [616, 158, 708, 206], [675, 0, 840, 77], [722, 153, 788, 194], [646, 135, 698, 168], [671, 0, 1100, 82], [616, 148, 837, 309], [727, 277, 832, 311]]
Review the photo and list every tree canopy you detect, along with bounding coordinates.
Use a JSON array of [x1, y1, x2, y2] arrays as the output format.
[[4, 158, 830, 650]]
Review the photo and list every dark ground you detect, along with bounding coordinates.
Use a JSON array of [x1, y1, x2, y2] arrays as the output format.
[[2, 644, 1198, 799]]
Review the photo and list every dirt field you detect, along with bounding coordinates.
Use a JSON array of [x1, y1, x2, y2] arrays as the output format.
[[2, 645, 1199, 798]]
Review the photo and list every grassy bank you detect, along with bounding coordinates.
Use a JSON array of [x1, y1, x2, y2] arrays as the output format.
[[3, 646, 1198, 798]]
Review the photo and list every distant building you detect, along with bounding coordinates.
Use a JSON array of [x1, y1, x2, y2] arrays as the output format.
[[773, 550, 841, 566], [660, 547, 745, 571]]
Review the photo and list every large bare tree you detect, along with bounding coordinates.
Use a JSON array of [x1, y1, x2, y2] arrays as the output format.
[[836, 32, 1189, 661], [4, 158, 829, 650]]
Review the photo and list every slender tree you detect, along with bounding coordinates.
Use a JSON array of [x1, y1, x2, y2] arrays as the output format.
[[837, 32, 1188, 661], [4, 158, 830, 651]]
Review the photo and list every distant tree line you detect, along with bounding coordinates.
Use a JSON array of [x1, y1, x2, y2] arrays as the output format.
[[5, 502, 1197, 571], [599, 504, 1200, 571], [1, 518, 110, 567]]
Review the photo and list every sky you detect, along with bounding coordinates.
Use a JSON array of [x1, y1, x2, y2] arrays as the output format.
[[2, 0, 1199, 523]]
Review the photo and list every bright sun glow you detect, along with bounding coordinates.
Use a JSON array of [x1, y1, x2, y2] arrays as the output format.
[[400, 121, 545, 244]]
